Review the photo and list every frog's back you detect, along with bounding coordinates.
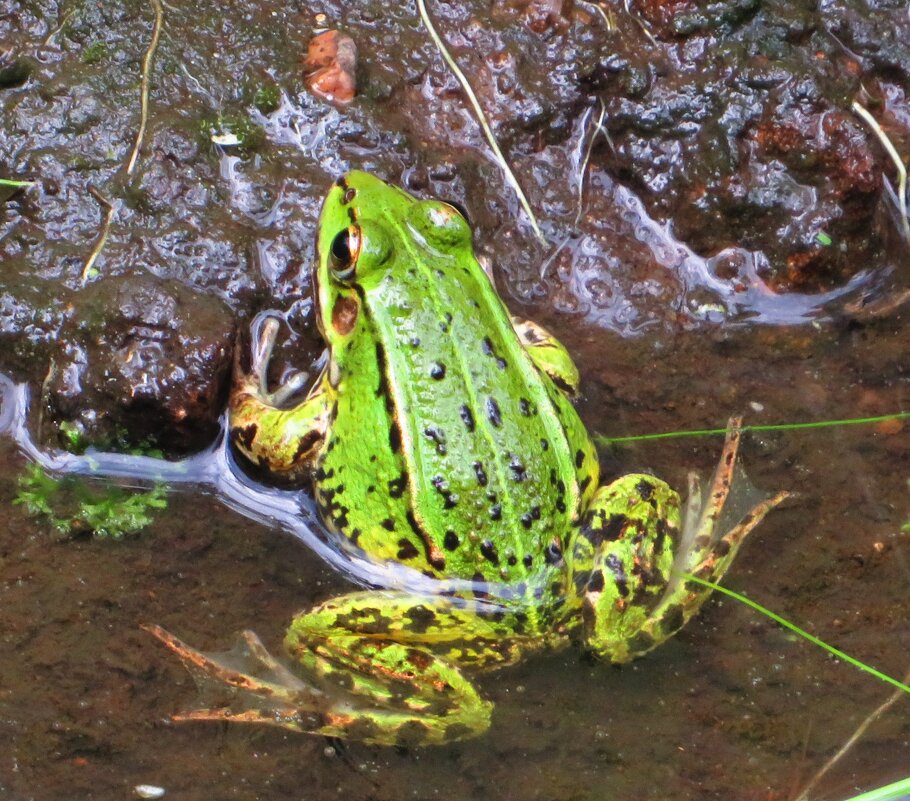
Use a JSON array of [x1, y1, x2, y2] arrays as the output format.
[[315, 184, 596, 586]]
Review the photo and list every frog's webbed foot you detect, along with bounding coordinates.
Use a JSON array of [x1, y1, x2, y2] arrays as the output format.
[[510, 316, 580, 397], [229, 316, 333, 479], [677, 419, 791, 590], [143, 624, 335, 731], [144, 590, 504, 745], [572, 417, 790, 663]]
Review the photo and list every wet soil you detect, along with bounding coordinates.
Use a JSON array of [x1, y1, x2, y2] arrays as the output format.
[[1, 0, 909, 799]]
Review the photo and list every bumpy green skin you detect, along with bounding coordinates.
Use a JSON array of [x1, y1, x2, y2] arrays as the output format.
[[152, 172, 787, 746]]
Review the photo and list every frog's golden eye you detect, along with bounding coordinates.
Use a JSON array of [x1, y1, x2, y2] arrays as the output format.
[[330, 226, 361, 283]]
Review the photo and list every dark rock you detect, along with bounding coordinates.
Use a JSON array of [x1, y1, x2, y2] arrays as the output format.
[[44, 275, 235, 454], [594, 0, 895, 291], [0, 48, 32, 89], [0, 260, 70, 381]]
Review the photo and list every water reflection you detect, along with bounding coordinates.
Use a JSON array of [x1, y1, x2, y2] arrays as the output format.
[[0, 372, 499, 602]]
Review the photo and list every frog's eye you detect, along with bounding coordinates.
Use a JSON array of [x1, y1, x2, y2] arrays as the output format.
[[408, 200, 472, 251], [330, 220, 393, 286], [330, 226, 361, 283]]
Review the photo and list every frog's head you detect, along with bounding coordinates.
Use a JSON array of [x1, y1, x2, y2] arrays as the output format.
[[314, 171, 474, 342]]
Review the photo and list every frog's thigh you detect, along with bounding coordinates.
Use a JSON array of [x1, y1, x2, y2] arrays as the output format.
[[573, 473, 684, 663], [510, 316, 580, 396], [284, 591, 520, 745], [229, 371, 332, 478]]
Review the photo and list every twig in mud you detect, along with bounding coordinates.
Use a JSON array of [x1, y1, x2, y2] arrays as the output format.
[[0, 178, 35, 203], [623, 0, 658, 46], [686, 576, 910, 697], [416, 0, 547, 245], [592, 108, 614, 153], [125, 0, 164, 176], [575, 99, 607, 224], [792, 666, 910, 801], [43, 9, 76, 47], [576, 0, 616, 31], [81, 186, 115, 283], [852, 100, 910, 243], [538, 236, 570, 280]]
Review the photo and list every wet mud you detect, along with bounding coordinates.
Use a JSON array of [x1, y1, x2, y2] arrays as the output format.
[[1, 0, 909, 799]]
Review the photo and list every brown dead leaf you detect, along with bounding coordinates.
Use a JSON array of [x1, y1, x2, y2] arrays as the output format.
[[304, 30, 357, 105]]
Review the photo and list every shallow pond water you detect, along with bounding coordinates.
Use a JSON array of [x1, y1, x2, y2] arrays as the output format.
[[1, 0, 909, 799]]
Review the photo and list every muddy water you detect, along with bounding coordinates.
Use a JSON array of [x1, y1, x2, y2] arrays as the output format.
[[1, 0, 909, 799]]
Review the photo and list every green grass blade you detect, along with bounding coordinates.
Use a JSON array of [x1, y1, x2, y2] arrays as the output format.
[[0, 178, 35, 188], [685, 575, 910, 696], [839, 777, 910, 801], [596, 412, 910, 444]]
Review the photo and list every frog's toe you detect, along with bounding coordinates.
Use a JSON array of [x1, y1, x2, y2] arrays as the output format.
[[144, 623, 491, 744], [687, 487, 791, 582], [269, 370, 310, 407], [243, 315, 314, 405], [143, 624, 332, 730], [677, 418, 791, 580], [249, 315, 282, 369]]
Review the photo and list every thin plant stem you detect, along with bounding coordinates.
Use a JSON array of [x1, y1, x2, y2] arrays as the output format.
[[575, 100, 606, 224], [853, 100, 910, 243], [576, 0, 615, 31], [43, 9, 76, 46], [685, 575, 910, 696], [623, 0, 658, 45], [416, 0, 546, 244], [81, 186, 115, 283], [126, 0, 164, 176], [596, 411, 910, 444], [793, 667, 910, 801]]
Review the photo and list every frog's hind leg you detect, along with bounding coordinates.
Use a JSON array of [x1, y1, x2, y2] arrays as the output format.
[[145, 592, 530, 745], [281, 589, 541, 744], [230, 316, 333, 479], [143, 624, 335, 732], [569, 419, 789, 663], [510, 316, 580, 396]]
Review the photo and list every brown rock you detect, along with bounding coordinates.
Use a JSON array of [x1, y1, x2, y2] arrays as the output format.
[[44, 275, 236, 454]]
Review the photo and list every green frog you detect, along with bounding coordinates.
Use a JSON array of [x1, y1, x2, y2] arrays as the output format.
[[147, 171, 788, 746]]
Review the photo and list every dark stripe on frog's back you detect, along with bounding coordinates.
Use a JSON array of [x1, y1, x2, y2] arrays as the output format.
[[354, 214, 589, 583]]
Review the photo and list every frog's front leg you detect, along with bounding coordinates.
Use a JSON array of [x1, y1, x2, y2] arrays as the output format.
[[230, 317, 333, 479], [146, 591, 532, 745], [510, 316, 580, 396], [569, 420, 790, 663]]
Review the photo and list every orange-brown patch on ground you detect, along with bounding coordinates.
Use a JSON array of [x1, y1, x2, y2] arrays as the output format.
[[303, 30, 357, 105]]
